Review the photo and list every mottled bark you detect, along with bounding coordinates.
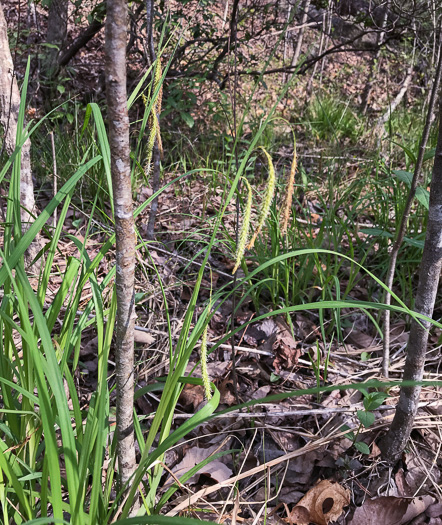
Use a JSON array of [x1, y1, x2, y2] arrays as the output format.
[[105, 0, 137, 492], [380, 95, 442, 463], [0, 0, 40, 268]]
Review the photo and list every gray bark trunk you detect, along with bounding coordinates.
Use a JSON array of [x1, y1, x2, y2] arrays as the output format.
[[380, 94, 442, 463], [105, 0, 137, 493], [0, 0, 40, 268]]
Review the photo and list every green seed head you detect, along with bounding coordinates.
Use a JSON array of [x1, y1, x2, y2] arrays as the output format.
[[232, 177, 253, 274], [248, 147, 275, 249]]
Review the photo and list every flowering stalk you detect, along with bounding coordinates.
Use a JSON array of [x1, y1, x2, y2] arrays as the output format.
[[232, 176, 253, 274], [200, 302, 212, 400], [153, 58, 163, 156], [247, 147, 276, 249], [143, 58, 163, 175], [281, 135, 297, 235]]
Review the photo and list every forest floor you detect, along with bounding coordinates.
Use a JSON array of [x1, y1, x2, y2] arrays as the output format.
[[4, 0, 442, 521], [31, 162, 442, 523]]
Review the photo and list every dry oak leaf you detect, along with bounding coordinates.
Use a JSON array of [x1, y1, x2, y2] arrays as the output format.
[[347, 495, 435, 525], [166, 445, 232, 487], [134, 329, 155, 345], [179, 384, 205, 410], [272, 317, 302, 373], [289, 480, 350, 525]]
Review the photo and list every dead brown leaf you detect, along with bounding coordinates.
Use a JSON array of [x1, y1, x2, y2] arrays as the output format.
[[394, 468, 413, 497], [179, 384, 205, 410], [294, 314, 319, 342], [389, 321, 409, 345], [348, 495, 435, 525], [427, 503, 442, 518], [272, 317, 302, 373], [134, 329, 155, 345], [218, 378, 237, 406], [81, 335, 98, 357], [343, 329, 374, 349], [167, 445, 232, 487], [404, 451, 441, 492], [289, 480, 350, 525]]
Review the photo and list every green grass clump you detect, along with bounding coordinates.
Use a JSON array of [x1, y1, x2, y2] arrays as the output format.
[[306, 94, 361, 143]]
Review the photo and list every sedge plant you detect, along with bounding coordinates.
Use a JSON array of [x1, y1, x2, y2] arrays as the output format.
[[3, 26, 442, 525]]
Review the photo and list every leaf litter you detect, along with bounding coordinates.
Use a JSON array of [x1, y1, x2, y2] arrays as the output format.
[[28, 155, 442, 524]]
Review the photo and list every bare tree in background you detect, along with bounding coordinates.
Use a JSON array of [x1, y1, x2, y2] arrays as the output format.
[[374, 53, 416, 139], [43, 0, 69, 81], [0, 0, 41, 268], [360, 0, 390, 114], [380, 91, 442, 462], [290, 0, 311, 71], [105, 0, 137, 493]]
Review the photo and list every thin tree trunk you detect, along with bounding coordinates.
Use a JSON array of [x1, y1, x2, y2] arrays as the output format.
[[290, 0, 311, 71], [0, 0, 41, 268], [380, 93, 442, 462], [145, 0, 161, 240], [318, 0, 331, 87], [375, 41, 415, 141], [43, 0, 68, 80], [304, 10, 325, 101], [282, 3, 291, 84], [360, 0, 389, 114], [382, 38, 442, 378], [27, 0, 37, 44], [105, 0, 137, 494]]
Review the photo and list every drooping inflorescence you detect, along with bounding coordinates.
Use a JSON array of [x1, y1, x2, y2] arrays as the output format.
[[232, 176, 253, 275], [200, 302, 212, 400], [143, 58, 163, 176], [281, 135, 297, 235], [231, 147, 276, 274], [247, 147, 276, 250]]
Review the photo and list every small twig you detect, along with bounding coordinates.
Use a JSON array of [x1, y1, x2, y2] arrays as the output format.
[[249, 21, 318, 42], [208, 342, 273, 356], [139, 405, 396, 420]]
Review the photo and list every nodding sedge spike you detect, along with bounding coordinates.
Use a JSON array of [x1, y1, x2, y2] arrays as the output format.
[[281, 136, 297, 235], [143, 57, 164, 175], [247, 147, 276, 250], [144, 114, 157, 175], [232, 177, 253, 274], [200, 308, 212, 400], [154, 58, 163, 116], [153, 58, 164, 159]]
